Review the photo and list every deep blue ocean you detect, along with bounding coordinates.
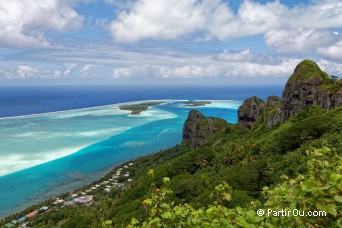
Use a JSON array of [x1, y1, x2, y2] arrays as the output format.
[[0, 86, 282, 219], [0, 86, 282, 118]]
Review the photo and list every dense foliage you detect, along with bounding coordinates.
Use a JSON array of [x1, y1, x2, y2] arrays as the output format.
[[2, 106, 342, 228], [129, 147, 341, 227]]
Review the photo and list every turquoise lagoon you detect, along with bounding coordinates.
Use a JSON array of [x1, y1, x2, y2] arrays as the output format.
[[0, 100, 241, 218]]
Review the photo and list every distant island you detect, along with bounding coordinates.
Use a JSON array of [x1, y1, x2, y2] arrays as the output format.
[[183, 101, 211, 107], [118, 101, 165, 114]]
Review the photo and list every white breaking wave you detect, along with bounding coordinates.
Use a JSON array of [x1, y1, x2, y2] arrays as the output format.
[[0, 146, 86, 177], [157, 129, 168, 141]]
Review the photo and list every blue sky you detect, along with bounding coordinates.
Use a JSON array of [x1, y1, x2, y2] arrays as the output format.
[[0, 0, 341, 86]]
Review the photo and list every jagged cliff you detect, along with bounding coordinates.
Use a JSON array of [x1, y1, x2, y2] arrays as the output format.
[[182, 110, 226, 149], [282, 60, 331, 121], [238, 60, 342, 129], [237, 95, 282, 129], [237, 96, 265, 129]]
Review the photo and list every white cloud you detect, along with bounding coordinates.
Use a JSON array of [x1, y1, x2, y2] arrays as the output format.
[[109, 0, 287, 41], [288, 0, 342, 30], [265, 29, 339, 52], [317, 58, 342, 76], [109, 0, 342, 55], [156, 57, 300, 78], [53, 70, 62, 78], [2, 36, 341, 83], [63, 63, 78, 76], [110, 0, 231, 42], [157, 65, 218, 78], [212, 49, 282, 64], [317, 40, 342, 60], [225, 59, 300, 77], [208, 0, 287, 40], [214, 49, 255, 62], [113, 67, 131, 78], [79, 64, 94, 76], [0, 0, 83, 48], [16, 65, 38, 78]]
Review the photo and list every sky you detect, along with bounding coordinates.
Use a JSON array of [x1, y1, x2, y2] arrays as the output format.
[[0, 0, 342, 86]]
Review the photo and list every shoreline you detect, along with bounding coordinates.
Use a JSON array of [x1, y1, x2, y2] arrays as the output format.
[[0, 157, 130, 220]]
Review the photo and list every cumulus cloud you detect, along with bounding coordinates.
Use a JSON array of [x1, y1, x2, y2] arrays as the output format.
[[288, 0, 342, 29], [16, 65, 38, 78], [109, 0, 342, 54], [110, 0, 231, 42], [317, 58, 342, 76], [0, 0, 83, 48], [109, 0, 287, 41], [208, 0, 287, 40], [113, 67, 131, 78], [265, 29, 339, 52], [317, 40, 342, 60]]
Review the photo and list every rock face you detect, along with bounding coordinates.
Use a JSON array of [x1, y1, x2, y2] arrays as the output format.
[[281, 60, 331, 121], [265, 96, 282, 128], [238, 96, 265, 129], [238, 60, 342, 129], [237, 95, 282, 129], [332, 88, 342, 107], [182, 110, 222, 149]]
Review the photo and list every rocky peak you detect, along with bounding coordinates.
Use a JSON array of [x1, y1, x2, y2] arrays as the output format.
[[288, 60, 330, 82], [182, 110, 222, 149], [237, 96, 265, 129], [282, 60, 331, 121], [237, 59, 342, 129], [237, 95, 282, 129], [266, 96, 281, 107]]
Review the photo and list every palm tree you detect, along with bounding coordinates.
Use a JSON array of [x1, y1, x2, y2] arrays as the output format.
[[195, 155, 208, 168]]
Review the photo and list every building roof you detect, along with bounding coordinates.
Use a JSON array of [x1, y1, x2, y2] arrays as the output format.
[[74, 195, 93, 204], [66, 196, 74, 201], [39, 206, 49, 211], [18, 217, 26, 222], [26, 210, 37, 218]]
